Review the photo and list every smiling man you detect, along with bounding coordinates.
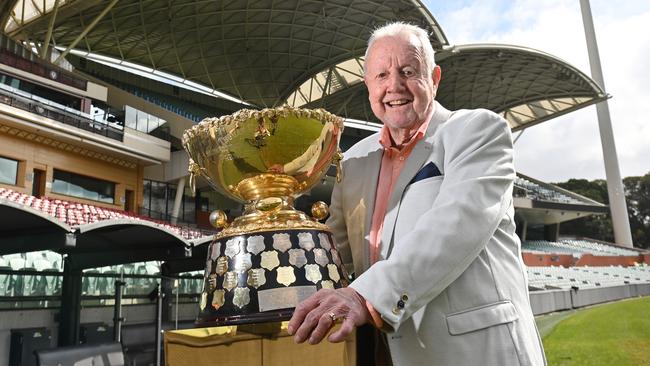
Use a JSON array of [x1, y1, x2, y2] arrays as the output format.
[[288, 22, 546, 366]]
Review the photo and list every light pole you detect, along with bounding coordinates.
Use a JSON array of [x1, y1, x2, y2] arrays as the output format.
[[579, 0, 633, 247]]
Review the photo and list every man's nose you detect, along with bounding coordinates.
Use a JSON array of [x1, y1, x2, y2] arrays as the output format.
[[386, 73, 405, 92]]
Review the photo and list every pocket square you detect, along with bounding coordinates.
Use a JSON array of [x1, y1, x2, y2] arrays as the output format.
[[409, 161, 442, 184]]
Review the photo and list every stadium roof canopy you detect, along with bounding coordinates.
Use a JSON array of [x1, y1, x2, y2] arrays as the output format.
[[1, 0, 606, 130], [0, 200, 191, 267]]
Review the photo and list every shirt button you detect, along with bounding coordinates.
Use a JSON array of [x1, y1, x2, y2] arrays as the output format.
[[399, 157, 404, 161]]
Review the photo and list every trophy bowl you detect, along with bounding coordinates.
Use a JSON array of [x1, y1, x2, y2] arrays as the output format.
[[183, 107, 349, 326]]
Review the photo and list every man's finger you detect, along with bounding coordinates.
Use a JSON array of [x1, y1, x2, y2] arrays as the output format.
[[292, 304, 327, 343], [308, 311, 338, 344], [328, 316, 355, 343], [288, 291, 324, 335]]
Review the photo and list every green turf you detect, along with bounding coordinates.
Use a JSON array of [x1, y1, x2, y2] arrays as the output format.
[[542, 296, 650, 366]]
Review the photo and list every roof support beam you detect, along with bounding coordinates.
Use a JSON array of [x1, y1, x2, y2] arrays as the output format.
[[67, 246, 191, 270], [53, 0, 119, 65], [40, 0, 60, 60], [0, 231, 75, 255], [58, 257, 82, 347]]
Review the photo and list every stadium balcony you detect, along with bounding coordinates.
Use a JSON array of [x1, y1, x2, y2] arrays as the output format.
[[0, 83, 124, 141], [514, 176, 583, 204]]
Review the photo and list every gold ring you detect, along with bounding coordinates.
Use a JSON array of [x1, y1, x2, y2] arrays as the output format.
[[328, 312, 337, 322]]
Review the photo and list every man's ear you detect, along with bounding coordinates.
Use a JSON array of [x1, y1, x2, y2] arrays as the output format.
[[432, 65, 442, 88]]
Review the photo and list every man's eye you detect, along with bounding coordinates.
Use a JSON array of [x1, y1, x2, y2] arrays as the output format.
[[377, 73, 387, 79], [402, 69, 415, 76]]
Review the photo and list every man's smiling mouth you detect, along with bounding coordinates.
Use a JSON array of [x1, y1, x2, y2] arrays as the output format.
[[386, 99, 411, 107]]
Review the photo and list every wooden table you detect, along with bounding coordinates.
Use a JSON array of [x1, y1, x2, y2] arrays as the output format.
[[164, 323, 355, 366]]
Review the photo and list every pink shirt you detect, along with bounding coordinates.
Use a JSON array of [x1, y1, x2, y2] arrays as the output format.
[[368, 116, 432, 264]]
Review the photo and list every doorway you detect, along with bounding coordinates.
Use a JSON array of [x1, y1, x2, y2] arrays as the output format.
[[124, 189, 134, 213], [32, 169, 45, 197]]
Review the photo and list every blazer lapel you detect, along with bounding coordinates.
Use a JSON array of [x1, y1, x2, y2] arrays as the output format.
[[359, 139, 383, 272], [380, 103, 452, 259]]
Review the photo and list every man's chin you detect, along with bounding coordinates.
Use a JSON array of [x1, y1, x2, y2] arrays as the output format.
[[382, 115, 420, 130]]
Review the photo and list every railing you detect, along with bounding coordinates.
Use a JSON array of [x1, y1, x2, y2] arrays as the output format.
[[0, 86, 124, 141]]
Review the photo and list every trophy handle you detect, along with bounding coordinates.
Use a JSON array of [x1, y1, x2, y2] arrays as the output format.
[[333, 149, 344, 183]]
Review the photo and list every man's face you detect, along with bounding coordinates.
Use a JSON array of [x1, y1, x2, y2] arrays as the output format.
[[364, 35, 440, 131]]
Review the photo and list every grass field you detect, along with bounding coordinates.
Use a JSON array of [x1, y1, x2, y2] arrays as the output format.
[[541, 296, 650, 366]]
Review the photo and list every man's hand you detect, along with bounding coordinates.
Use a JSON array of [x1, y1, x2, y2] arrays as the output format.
[[287, 287, 371, 344]]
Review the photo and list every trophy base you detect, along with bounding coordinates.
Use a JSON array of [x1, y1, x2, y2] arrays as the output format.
[[194, 308, 293, 328], [196, 228, 349, 328]]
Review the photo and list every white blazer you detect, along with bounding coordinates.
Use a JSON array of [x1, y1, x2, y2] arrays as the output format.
[[327, 103, 546, 365]]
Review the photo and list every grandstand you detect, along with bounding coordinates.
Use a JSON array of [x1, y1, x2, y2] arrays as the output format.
[[0, 1, 648, 365]]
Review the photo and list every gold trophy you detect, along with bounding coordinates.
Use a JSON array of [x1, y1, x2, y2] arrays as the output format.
[[183, 107, 349, 326]]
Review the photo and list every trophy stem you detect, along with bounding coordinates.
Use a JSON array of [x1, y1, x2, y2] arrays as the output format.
[[235, 174, 304, 202]]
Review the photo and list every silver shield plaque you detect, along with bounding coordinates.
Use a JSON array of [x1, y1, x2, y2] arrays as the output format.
[[225, 237, 243, 258], [210, 241, 222, 260], [298, 232, 315, 251], [233, 253, 252, 273], [318, 233, 331, 251], [216, 256, 228, 275], [272, 233, 292, 253], [313, 248, 329, 267], [246, 235, 266, 255], [233, 287, 250, 308], [247, 268, 266, 289], [223, 272, 238, 291], [288, 248, 308, 268], [276, 266, 296, 286], [260, 250, 280, 271], [304, 264, 322, 284], [327, 264, 340, 283], [212, 290, 225, 310]]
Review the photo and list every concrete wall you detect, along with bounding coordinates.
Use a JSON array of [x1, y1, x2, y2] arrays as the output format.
[[529, 284, 650, 316], [529, 289, 572, 314]]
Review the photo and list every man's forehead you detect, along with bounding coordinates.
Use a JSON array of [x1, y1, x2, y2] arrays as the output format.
[[367, 38, 422, 65]]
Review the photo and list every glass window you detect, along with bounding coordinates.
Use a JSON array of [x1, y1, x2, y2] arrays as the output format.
[[0, 156, 18, 185], [183, 186, 195, 222], [51, 170, 115, 203], [150, 181, 167, 218], [143, 180, 151, 213], [124, 105, 137, 129]]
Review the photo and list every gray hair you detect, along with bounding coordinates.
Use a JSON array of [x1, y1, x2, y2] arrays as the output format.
[[364, 22, 436, 76]]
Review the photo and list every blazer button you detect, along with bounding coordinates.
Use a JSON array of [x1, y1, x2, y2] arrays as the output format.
[[397, 300, 405, 309], [392, 307, 400, 315], [401, 294, 409, 302]]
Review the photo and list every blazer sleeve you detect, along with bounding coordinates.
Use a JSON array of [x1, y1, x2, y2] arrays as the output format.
[[350, 110, 516, 331]]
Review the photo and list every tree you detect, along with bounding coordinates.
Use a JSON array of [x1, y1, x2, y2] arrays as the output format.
[[554, 178, 614, 243], [624, 174, 650, 249], [554, 173, 650, 249]]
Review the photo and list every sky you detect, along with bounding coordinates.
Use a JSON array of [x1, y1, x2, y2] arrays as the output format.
[[423, 0, 650, 183]]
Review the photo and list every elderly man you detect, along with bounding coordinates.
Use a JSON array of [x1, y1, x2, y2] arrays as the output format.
[[288, 22, 546, 365]]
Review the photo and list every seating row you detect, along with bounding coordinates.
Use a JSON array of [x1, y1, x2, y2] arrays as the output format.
[[0, 187, 205, 239], [527, 264, 650, 290]]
